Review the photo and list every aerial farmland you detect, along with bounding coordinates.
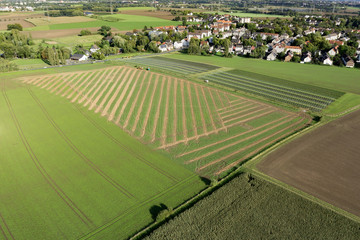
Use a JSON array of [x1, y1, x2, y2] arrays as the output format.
[[1, 2, 360, 240]]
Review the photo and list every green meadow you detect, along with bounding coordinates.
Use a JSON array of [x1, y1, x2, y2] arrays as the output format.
[[206, 11, 287, 18]]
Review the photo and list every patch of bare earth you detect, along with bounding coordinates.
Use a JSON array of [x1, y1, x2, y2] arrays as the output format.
[[258, 109, 360, 217]]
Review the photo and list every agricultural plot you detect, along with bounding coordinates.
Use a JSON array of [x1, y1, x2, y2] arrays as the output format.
[[22, 66, 310, 177], [124, 56, 220, 75], [0, 77, 205, 239], [201, 70, 343, 111]]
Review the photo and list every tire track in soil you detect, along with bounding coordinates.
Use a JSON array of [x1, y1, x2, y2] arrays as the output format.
[[2, 86, 93, 227], [107, 69, 137, 121], [122, 72, 147, 129], [195, 85, 207, 135], [187, 116, 294, 164], [201, 86, 217, 133], [71, 70, 103, 103], [78, 69, 109, 104], [215, 118, 309, 175], [198, 118, 305, 172], [172, 79, 178, 143], [27, 88, 135, 199], [95, 68, 129, 114], [115, 71, 144, 125], [187, 82, 198, 140], [73, 103, 179, 183], [177, 115, 289, 158], [85, 68, 119, 108], [140, 75, 159, 138], [101, 68, 132, 117], [51, 73, 78, 94], [67, 71, 96, 99], [0, 212, 14, 240], [150, 76, 165, 142], [131, 73, 152, 132], [180, 80, 188, 142], [160, 78, 171, 145]]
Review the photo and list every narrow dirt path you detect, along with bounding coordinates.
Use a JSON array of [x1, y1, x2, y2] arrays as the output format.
[[172, 79, 178, 143], [180, 80, 188, 142], [62, 73, 87, 97], [216, 90, 225, 108], [123, 73, 147, 129], [115, 71, 145, 125], [187, 82, 198, 139], [218, 101, 253, 115], [195, 85, 207, 135], [151, 77, 166, 142], [67, 72, 96, 99], [223, 107, 267, 124], [51, 73, 77, 94], [33, 76, 51, 86], [140, 75, 160, 138], [198, 118, 304, 172], [217, 100, 247, 112], [85, 68, 119, 108], [72, 71, 102, 103], [208, 88, 226, 130], [91, 68, 126, 112], [225, 109, 276, 129], [131, 73, 152, 132], [215, 118, 307, 175], [101, 68, 133, 117], [45, 75, 66, 91], [160, 78, 171, 145], [201, 86, 217, 133], [221, 105, 260, 120], [78, 69, 109, 104], [41, 75, 61, 89]]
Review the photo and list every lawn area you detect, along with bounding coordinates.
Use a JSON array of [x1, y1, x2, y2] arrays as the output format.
[[145, 173, 360, 240], [205, 11, 287, 18], [25, 14, 180, 31], [0, 68, 206, 239], [11, 58, 48, 70], [163, 54, 360, 95], [117, 7, 155, 11]]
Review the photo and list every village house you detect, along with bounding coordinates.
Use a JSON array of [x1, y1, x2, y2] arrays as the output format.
[[319, 53, 333, 65], [239, 17, 251, 24], [284, 46, 302, 55], [328, 47, 338, 57], [300, 52, 312, 63], [284, 52, 293, 62], [324, 33, 339, 41], [70, 54, 88, 61], [328, 40, 344, 46], [90, 45, 100, 53], [266, 51, 278, 61], [257, 32, 279, 40], [342, 56, 355, 68]]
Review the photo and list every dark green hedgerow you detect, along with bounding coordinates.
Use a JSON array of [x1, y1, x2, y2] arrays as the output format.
[[143, 174, 360, 240]]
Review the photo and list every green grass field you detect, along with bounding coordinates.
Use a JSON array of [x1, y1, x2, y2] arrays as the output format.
[[21, 65, 309, 178], [33, 35, 103, 49], [0, 71, 206, 239], [25, 14, 180, 32], [145, 173, 360, 240], [205, 11, 287, 18], [117, 7, 155, 11], [11, 58, 48, 70]]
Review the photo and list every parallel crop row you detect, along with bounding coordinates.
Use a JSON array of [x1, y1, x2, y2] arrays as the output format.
[[202, 73, 334, 111]]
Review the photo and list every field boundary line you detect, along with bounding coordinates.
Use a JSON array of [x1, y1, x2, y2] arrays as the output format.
[[208, 88, 226, 130], [54, 73, 79, 95], [180, 80, 188, 141], [201, 86, 217, 133], [2, 85, 93, 227], [187, 81, 198, 139], [78, 69, 110, 104], [71, 70, 102, 103], [172, 79, 178, 143], [27, 88, 135, 199], [218, 101, 253, 115], [195, 85, 207, 136]]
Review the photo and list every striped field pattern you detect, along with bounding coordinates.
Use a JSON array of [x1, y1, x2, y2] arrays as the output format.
[[22, 66, 310, 177]]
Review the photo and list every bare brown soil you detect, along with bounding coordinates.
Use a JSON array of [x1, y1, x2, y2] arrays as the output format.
[[160, 78, 171, 145], [22, 27, 100, 39], [0, 13, 42, 30], [120, 10, 177, 20], [258, 109, 360, 217]]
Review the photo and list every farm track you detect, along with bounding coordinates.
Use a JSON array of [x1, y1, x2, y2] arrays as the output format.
[[27, 88, 135, 199], [2, 84, 93, 226], [0, 212, 14, 240], [187, 82, 198, 139], [160, 79, 171, 145], [151, 77, 166, 142], [141, 75, 159, 138]]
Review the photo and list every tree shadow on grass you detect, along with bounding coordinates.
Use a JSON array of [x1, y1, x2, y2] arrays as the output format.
[[149, 203, 168, 221]]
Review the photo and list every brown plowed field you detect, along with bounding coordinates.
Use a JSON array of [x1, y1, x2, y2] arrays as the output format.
[[258, 109, 360, 217]]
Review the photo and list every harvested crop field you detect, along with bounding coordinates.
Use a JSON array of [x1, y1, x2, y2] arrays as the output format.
[[22, 27, 100, 39], [0, 13, 43, 30], [22, 66, 309, 177], [26, 16, 96, 26], [119, 9, 176, 20], [258, 109, 360, 217]]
